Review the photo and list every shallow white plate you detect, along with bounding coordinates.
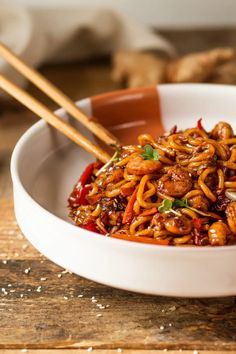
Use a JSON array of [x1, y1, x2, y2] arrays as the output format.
[[11, 84, 236, 297]]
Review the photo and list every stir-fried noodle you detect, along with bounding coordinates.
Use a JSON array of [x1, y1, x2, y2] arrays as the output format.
[[68, 120, 236, 246]]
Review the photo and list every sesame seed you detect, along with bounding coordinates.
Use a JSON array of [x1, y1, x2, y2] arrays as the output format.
[[21, 349, 28, 353], [169, 306, 176, 312], [10, 290, 15, 293], [24, 268, 31, 274], [40, 277, 47, 281], [62, 269, 72, 274], [160, 325, 165, 330], [22, 244, 28, 250], [7, 284, 12, 287], [106, 304, 110, 308], [36, 286, 41, 292], [161, 309, 165, 313], [87, 347, 93, 352], [2, 260, 7, 264], [193, 351, 198, 354], [163, 349, 168, 352], [20, 294, 24, 298], [63, 296, 68, 300], [78, 294, 83, 298], [117, 349, 123, 353], [58, 274, 62, 278], [96, 314, 102, 318], [169, 323, 173, 327]]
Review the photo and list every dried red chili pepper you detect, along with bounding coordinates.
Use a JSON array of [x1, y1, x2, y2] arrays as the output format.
[[170, 125, 177, 134], [192, 218, 203, 230], [197, 118, 203, 130]]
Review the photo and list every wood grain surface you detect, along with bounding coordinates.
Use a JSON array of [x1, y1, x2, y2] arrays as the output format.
[[0, 351, 234, 354], [1, 30, 236, 352]]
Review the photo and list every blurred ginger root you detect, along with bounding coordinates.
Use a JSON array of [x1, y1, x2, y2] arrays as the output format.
[[112, 47, 236, 87]]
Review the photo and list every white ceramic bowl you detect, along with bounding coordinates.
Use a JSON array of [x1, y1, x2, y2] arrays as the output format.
[[11, 84, 236, 297]]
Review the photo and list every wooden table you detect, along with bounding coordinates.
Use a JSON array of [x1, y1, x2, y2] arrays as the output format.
[[1, 30, 236, 354]]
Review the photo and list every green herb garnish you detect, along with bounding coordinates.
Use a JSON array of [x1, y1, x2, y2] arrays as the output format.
[[141, 144, 160, 161], [158, 198, 173, 213], [212, 155, 218, 166], [174, 198, 210, 217], [95, 149, 120, 177], [173, 199, 188, 208], [158, 199, 181, 216], [158, 198, 210, 217]]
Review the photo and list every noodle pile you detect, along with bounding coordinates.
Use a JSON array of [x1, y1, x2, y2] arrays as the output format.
[[68, 120, 236, 246]]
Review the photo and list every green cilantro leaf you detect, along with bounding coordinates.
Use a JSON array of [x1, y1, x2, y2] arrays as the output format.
[[158, 199, 173, 213], [173, 198, 188, 208], [212, 155, 218, 166], [141, 144, 160, 161], [158, 198, 182, 216], [158, 197, 210, 217], [173, 198, 209, 217]]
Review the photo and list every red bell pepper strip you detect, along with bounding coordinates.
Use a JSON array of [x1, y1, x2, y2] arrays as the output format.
[[78, 185, 91, 205], [83, 221, 99, 233], [68, 184, 91, 207], [111, 233, 169, 245], [68, 163, 96, 207], [122, 187, 138, 224], [77, 163, 95, 187], [120, 185, 135, 197], [139, 207, 158, 217]]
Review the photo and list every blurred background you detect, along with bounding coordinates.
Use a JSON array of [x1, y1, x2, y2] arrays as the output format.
[[1, 0, 236, 104], [2, 0, 236, 28]]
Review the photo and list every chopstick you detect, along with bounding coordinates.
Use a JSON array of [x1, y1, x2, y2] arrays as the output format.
[[0, 74, 111, 163], [0, 42, 119, 148]]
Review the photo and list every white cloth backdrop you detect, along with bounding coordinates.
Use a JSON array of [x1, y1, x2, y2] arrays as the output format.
[[0, 5, 175, 88]]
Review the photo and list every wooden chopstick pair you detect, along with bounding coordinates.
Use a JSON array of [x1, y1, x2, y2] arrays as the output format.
[[0, 43, 119, 163]]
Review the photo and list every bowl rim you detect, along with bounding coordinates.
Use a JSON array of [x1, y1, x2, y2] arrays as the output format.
[[10, 83, 236, 254]]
